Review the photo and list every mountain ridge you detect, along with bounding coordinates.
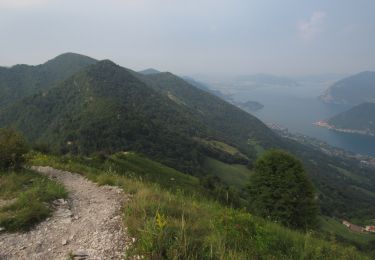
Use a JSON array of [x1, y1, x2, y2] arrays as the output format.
[[318, 102, 375, 136], [0, 52, 97, 108], [320, 71, 375, 105]]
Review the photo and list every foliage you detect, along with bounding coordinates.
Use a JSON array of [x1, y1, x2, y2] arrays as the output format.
[[0, 169, 67, 231], [319, 217, 375, 257], [29, 153, 369, 259], [0, 128, 29, 170], [248, 150, 318, 230]]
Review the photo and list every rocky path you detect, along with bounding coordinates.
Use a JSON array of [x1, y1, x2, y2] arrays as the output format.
[[0, 166, 131, 260]]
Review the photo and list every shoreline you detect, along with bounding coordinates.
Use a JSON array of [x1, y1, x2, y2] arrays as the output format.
[[313, 120, 375, 137]]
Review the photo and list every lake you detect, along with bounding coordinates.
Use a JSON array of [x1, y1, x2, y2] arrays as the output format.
[[230, 83, 375, 156]]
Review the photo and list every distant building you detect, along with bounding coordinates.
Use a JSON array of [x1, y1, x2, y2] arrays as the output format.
[[349, 224, 364, 233], [365, 226, 375, 233], [342, 220, 364, 233]]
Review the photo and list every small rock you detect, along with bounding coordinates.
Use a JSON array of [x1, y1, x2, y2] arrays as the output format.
[[62, 239, 68, 245], [0, 227, 5, 232], [74, 250, 88, 257]]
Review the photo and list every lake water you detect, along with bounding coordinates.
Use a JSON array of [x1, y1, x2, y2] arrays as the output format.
[[230, 83, 375, 156]]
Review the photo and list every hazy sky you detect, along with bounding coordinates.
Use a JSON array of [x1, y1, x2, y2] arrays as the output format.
[[1, 0, 375, 76]]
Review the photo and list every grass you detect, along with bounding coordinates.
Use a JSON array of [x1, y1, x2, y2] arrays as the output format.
[[197, 139, 248, 158], [30, 152, 202, 194], [0, 169, 67, 231], [330, 165, 370, 183], [203, 157, 252, 188], [29, 152, 370, 259], [320, 217, 375, 249], [247, 139, 265, 157]]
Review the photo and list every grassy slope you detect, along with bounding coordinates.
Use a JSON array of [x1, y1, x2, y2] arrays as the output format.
[[203, 157, 252, 188], [0, 169, 67, 231], [320, 217, 375, 246], [29, 152, 369, 259], [198, 139, 248, 157]]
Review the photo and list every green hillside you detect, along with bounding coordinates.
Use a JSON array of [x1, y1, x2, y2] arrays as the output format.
[[0, 54, 374, 223], [327, 102, 375, 136], [29, 152, 370, 259], [0, 53, 97, 108], [136, 68, 375, 221], [0, 60, 211, 173], [321, 71, 375, 105], [137, 72, 283, 157]]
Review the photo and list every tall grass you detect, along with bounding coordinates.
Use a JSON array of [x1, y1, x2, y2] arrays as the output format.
[[29, 152, 369, 259], [0, 169, 67, 231]]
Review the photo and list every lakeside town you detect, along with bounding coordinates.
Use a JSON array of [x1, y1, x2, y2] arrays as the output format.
[[314, 120, 375, 137], [266, 123, 375, 169]]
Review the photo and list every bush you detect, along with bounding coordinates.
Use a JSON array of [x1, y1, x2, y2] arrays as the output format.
[[248, 149, 318, 230], [0, 128, 29, 170]]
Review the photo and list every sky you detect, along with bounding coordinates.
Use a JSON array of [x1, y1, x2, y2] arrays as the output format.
[[1, 0, 375, 76]]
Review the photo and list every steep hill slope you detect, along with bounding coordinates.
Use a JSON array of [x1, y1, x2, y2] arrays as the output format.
[[321, 71, 375, 105], [0, 53, 97, 108], [137, 72, 282, 158], [137, 71, 375, 221], [0, 60, 211, 173], [325, 102, 375, 136], [0, 55, 374, 222]]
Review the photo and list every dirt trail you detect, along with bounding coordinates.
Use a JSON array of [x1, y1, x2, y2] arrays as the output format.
[[0, 166, 131, 260]]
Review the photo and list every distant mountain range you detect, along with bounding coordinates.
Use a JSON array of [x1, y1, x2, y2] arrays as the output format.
[[183, 76, 264, 112], [317, 102, 375, 137], [320, 71, 375, 105], [235, 73, 299, 87], [0, 53, 374, 220]]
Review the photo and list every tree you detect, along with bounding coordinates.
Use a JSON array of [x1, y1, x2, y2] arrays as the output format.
[[0, 128, 29, 170], [248, 149, 318, 229]]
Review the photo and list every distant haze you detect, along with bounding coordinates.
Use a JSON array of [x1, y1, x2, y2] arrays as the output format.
[[1, 0, 375, 76]]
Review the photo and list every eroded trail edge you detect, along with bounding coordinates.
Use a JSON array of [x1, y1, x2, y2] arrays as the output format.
[[0, 166, 130, 260]]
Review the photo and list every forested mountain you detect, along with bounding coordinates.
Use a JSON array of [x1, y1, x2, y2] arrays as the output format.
[[0, 53, 97, 108], [0, 54, 374, 222], [0, 60, 213, 173], [137, 72, 281, 155], [326, 102, 375, 136], [136, 70, 375, 220], [320, 71, 375, 105]]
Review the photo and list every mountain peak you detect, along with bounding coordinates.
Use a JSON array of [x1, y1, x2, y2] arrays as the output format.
[[45, 52, 97, 65], [139, 68, 161, 75]]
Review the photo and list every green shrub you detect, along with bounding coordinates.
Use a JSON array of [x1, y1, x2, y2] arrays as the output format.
[[0, 128, 29, 170], [248, 149, 318, 230]]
